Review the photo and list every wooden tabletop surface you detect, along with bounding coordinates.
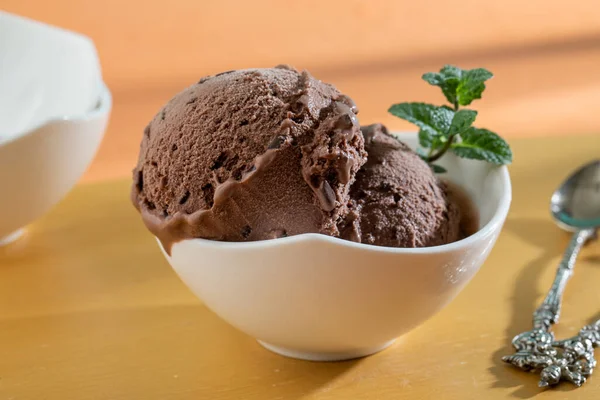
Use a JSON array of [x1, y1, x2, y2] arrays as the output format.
[[1, 135, 599, 399]]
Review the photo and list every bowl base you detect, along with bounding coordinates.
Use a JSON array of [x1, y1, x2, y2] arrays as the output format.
[[0, 229, 24, 246], [258, 339, 396, 361]]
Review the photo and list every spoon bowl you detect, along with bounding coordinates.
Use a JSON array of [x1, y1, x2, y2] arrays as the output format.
[[551, 159, 600, 231]]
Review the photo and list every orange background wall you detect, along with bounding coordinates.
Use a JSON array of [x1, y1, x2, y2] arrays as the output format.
[[4, 0, 600, 182]]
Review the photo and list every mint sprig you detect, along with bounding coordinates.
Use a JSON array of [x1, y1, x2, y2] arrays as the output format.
[[422, 65, 493, 108], [388, 65, 512, 172]]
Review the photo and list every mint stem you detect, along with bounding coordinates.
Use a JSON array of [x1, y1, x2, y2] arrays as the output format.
[[426, 134, 456, 162], [427, 99, 459, 162]]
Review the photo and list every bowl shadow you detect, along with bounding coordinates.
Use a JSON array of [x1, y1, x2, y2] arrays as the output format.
[[487, 217, 567, 398]]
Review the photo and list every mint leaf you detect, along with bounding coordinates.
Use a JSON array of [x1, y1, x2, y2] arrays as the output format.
[[389, 103, 455, 151], [418, 129, 433, 148], [422, 65, 462, 106], [451, 127, 512, 165], [431, 164, 447, 173], [456, 68, 493, 106], [423, 65, 493, 107], [422, 65, 462, 86], [388, 103, 454, 149], [448, 109, 477, 136]]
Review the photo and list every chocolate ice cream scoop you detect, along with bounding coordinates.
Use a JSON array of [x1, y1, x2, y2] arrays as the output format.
[[340, 124, 473, 248], [131, 66, 366, 253]]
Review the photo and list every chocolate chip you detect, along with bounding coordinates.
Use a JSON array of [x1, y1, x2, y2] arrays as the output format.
[[232, 168, 243, 181], [198, 76, 211, 84], [239, 119, 249, 126], [325, 169, 337, 184], [136, 170, 144, 192], [144, 125, 151, 138], [268, 83, 280, 97], [241, 225, 252, 239], [186, 97, 198, 105], [171, 143, 178, 152], [210, 152, 228, 170], [160, 109, 167, 120], [144, 200, 156, 210], [268, 136, 286, 150], [393, 193, 401, 203], [179, 191, 190, 205], [160, 176, 168, 189], [336, 155, 353, 184], [309, 174, 321, 189], [317, 181, 336, 212]]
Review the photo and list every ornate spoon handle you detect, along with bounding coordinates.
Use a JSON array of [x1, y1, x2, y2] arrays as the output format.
[[533, 229, 594, 331], [503, 228, 598, 388]]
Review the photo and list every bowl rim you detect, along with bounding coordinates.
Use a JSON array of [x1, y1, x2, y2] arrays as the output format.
[[0, 11, 95, 44], [168, 132, 512, 255], [0, 83, 112, 147]]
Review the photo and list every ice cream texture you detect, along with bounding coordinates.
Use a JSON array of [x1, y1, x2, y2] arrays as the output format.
[[339, 124, 471, 247], [131, 66, 475, 252], [131, 66, 367, 253]]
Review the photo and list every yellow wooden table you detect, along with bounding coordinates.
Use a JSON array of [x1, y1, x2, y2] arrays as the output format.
[[1, 135, 599, 399]]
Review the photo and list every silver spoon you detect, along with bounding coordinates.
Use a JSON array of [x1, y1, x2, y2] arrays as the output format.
[[503, 159, 600, 388]]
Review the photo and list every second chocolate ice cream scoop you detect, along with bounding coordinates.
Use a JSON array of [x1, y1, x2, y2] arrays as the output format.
[[340, 124, 472, 248]]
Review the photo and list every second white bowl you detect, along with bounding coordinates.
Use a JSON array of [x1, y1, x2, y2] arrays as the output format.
[[0, 12, 111, 244], [0, 86, 111, 244]]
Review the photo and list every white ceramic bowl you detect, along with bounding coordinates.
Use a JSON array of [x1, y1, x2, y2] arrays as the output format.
[[0, 12, 110, 244], [159, 132, 511, 361], [0, 12, 102, 137]]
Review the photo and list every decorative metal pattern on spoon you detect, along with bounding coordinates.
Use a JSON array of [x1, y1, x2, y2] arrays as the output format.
[[502, 229, 599, 387]]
